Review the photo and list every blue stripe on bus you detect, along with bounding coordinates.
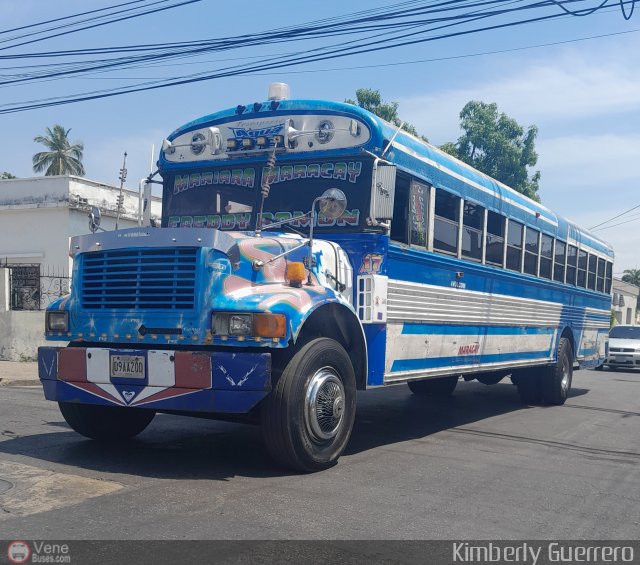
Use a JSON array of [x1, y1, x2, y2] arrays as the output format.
[[390, 350, 551, 372], [400, 324, 553, 336]]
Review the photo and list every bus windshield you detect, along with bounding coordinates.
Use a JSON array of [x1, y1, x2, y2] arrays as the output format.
[[161, 158, 373, 233]]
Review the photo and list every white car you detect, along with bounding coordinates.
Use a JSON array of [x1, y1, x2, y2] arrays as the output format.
[[604, 325, 640, 370]]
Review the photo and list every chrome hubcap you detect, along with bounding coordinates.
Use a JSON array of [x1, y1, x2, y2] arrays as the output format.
[[304, 368, 345, 442], [561, 358, 571, 392]]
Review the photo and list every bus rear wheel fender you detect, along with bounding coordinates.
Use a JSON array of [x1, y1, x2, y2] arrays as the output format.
[[260, 337, 357, 472]]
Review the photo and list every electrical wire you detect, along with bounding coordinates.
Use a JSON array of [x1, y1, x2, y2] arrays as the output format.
[[0, 0, 635, 113], [590, 203, 640, 230]]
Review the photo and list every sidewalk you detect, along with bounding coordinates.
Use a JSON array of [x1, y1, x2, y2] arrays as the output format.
[[0, 361, 40, 386]]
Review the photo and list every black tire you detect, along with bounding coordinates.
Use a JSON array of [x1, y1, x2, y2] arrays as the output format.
[[260, 338, 356, 472], [59, 402, 155, 441], [407, 376, 458, 396], [541, 337, 573, 405], [476, 372, 504, 385], [513, 368, 543, 404]]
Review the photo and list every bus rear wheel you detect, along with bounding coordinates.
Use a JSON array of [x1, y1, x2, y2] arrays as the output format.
[[541, 337, 573, 405], [260, 338, 356, 472], [407, 376, 458, 396], [59, 402, 155, 441]]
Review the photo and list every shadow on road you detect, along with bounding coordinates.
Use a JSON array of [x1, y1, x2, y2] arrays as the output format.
[[0, 380, 589, 479]]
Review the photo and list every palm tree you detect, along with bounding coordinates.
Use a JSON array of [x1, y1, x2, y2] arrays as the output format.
[[33, 125, 85, 176], [622, 268, 640, 288]]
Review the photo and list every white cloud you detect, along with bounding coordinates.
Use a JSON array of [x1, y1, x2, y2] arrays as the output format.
[[398, 39, 640, 143]]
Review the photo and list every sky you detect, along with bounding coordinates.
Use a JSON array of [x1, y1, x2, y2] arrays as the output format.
[[1, 0, 639, 273]]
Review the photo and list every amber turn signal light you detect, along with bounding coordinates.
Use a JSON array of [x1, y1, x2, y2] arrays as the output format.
[[254, 313, 286, 338], [286, 262, 306, 288]]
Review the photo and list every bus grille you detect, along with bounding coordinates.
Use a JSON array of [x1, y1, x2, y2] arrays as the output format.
[[81, 248, 197, 310]]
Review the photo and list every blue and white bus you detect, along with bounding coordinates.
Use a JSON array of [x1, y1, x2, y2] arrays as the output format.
[[39, 83, 613, 472]]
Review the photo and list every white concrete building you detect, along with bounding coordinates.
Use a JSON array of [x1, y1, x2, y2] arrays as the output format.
[[0, 175, 162, 360], [611, 278, 639, 326]]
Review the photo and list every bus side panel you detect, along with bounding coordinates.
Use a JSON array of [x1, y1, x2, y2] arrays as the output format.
[[383, 245, 594, 382]]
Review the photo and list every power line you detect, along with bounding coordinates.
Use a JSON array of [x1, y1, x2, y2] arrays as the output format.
[[590, 202, 640, 230], [0, 0, 635, 113]]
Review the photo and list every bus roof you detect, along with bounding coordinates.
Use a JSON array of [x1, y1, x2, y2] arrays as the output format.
[[165, 97, 613, 259]]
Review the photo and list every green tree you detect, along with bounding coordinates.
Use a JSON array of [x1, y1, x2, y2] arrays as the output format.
[[32, 125, 85, 176], [622, 268, 640, 287], [346, 88, 428, 142], [440, 101, 541, 202], [0, 171, 16, 179]]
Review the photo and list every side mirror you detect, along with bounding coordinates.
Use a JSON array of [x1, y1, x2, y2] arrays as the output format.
[[370, 163, 396, 225], [318, 188, 347, 219], [88, 206, 101, 233]]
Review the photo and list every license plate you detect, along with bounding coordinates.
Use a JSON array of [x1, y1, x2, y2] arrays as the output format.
[[110, 354, 145, 379]]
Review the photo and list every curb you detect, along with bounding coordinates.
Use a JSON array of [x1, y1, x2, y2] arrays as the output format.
[[0, 378, 41, 387]]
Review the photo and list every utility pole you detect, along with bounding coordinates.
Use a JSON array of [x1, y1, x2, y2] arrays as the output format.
[[115, 152, 127, 230]]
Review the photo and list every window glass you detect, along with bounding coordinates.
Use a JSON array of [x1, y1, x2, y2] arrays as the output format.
[[566, 245, 578, 285], [577, 250, 587, 287], [605, 261, 613, 294], [596, 257, 605, 292], [507, 219, 523, 247], [409, 182, 429, 247], [486, 211, 505, 266], [434, 190, 460, 255], [390, 176, 410, 243], [554, 241, 566, 283], [539, 234, 553, 279], [524, 228, 539, 276], [461, 201, 484, 261], [506, 220, 523, 271], [588, 254, 597, 290]]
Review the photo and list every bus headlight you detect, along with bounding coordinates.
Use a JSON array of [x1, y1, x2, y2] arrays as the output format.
[[212, 312, 286, 338], [229, 314, 252, 336], [47, 311, 68, 332]]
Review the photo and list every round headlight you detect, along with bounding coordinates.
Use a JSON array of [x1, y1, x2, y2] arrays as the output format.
[[315, 120, 334, 144]]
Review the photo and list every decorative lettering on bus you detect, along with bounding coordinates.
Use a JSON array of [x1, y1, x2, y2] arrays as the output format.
[[458, 344, 480, 356], [167, 209, 361, 230], [261, 161, 362, 186], [174, 169, 256, 194]]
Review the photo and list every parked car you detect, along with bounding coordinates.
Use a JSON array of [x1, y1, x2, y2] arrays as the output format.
[[603, 325, 640, 370]]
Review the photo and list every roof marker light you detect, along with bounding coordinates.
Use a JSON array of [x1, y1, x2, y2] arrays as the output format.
[[268, 82, 290, 100]]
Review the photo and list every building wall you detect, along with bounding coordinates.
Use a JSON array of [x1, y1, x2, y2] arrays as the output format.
[[0, 175, 162, 360], [612, 278, 639, 326]]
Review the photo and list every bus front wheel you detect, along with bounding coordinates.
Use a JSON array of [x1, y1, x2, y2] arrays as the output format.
[[261, 338, 356, 472], [59, 402, 155, 441], [407, 376, 458, 396]]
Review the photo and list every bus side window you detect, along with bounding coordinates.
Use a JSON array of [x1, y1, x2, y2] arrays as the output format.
[[605, 261, 613, 294], [524, 227, 539, 276], [433, 189, 460, 256], [486, 211, 505, 267], [390, 175, 410, 244], [409, 181, 429, 247], [553, 240, 566, 283], [577, 250, 588, 287], [540, 234, 553, 279], [461, 201, 484, 262], [566, 245, 578, 285], [596, 257, 605, 292], [588, 254, 597, 290], [506, 219, 523, 271]]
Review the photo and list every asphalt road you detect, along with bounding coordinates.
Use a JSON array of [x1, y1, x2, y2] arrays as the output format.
[[0, 369, 638, 540]]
